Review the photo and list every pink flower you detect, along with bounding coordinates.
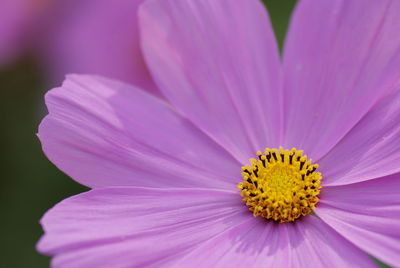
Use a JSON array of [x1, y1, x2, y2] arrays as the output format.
[[36, 0, 157, 93], [0, 0, 157, 95], [0, 0, 46, 68], [37, 0, 400, 267]]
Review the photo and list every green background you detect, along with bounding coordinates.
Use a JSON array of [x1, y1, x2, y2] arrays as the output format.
[[0, 1, 390, 267]]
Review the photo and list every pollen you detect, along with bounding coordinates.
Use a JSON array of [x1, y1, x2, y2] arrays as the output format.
[[238, 147, 322, 223]]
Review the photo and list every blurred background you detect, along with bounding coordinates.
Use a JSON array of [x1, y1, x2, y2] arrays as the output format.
[[0, 1, 389, 267]]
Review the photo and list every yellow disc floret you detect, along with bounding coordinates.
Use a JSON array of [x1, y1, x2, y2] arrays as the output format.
[[238, 147, 322, 223]]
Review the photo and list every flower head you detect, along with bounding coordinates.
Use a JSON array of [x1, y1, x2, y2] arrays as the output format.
[[239, 147, 322, 222], [37, 0, 400, 267]]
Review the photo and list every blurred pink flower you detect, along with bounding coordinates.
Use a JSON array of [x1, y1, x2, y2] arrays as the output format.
[[37, 0, 400, 267], [0, 0, 47, 67], [35, 0, 157, 93], [0, 0, 157, 94]]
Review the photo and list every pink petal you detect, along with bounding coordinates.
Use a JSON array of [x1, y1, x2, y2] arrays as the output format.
[[175, 216, 374, 267], [319, 86, 400, 186], [36, 0, 157, 93], [38, 187, 250, 268], [316, 174, 400, 267], [282, 0, 400, 160], [38, 75, 240, 189], [139, 0, 282, 162]]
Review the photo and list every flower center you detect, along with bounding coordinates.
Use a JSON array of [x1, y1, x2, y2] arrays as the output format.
[[238, 147, 322, 223]]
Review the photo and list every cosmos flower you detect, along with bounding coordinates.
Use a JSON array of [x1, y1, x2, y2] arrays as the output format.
[[36, 0, 157, 93], [37, 0, 400, 267], [0, 0, 47, 68], [0, 0, 156, 94]]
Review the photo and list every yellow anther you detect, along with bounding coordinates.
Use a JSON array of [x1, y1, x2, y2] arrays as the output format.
[[238, 147, 322, 223]]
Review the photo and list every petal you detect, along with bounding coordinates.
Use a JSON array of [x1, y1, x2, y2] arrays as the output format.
[[140, 0, 282, 162], [38, 75, 240, 189], [36, 0, 157, 93], [319, 86, 400, 186], [175, 216, 374, 268], [316, 174, 400, 267], [282, 0, 400, 160], [38, 187, 250, 268]]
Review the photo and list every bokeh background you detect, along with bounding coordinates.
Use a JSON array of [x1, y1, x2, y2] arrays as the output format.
[[0, 1, 390, 267]]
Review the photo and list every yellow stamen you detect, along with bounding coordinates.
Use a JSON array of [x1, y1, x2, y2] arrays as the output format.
[[238, 147, 322, 223]]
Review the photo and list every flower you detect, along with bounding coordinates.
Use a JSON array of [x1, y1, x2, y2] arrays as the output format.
[[36, 0, 157, 93], [0, 0, 47, 68], [37, 0, 400, 267], [0, 0, 157, 95]]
